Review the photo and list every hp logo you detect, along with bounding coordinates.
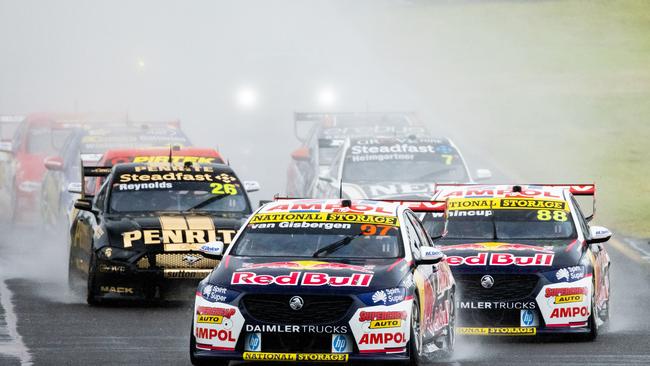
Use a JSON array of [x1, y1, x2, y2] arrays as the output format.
[[332, 335, 347, 353]]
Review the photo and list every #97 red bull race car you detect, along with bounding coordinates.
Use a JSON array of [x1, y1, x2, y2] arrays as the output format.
[[190, 199, 455, 365], [412, 184, 611, 340]]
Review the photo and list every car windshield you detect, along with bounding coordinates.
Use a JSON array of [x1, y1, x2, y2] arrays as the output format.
[[231, 213, 403, 259], [109, 167, 249, 214], [342, 140, 468, 184], [432, 198, 577, 242], [27, 127, 72, 155]]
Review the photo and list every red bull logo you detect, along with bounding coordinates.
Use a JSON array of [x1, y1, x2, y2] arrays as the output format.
[[239, 261, 374, 273], [439, 242, 553, 253]]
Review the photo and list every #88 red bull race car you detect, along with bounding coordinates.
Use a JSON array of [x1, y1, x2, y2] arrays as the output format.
[[190, 199, 455, 365], [410, 184, 611, 340]]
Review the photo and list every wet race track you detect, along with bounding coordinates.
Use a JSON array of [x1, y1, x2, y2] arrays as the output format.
[[1, 146, 649, 366]]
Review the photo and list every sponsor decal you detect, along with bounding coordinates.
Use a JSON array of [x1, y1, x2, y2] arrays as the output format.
[[246, 324, 349, 334], [100, 286, 133, 294], [436, 186, 563, 199], [195, 327, 236, 342], [197, 315, 223, 324], [231, 272, 373, 287], [457, 301, 536, 310], [117, 182, 173, 191], [122, 216, 236, 249], [98, 264, 126, 273], [550, 306, 589, 319], [332, 334, 351, 353], [196, 306, 236, 318], [200, 285, 233, 303], [242, 353, 348, 362], [440, 242, 552, 252], [520, 310, 535, 327], [447, 198, 568, 211], [240, 261, 374, 273], [358, 332, 406, 345], [545, 287, 587, 305], [245, 332, 261, 352], [536, 277, 592, 326], [163, 269, 210, 279], [432, 300, 450, 332], [264, 202, 395, 215], [132, 156, 216, 164], [360, 311, 407, 331], [555, 266, 585, 282], [93, 226, 105, 239], [371, 288, 405, 304], [457, 327, 537, 336], [250, 212, 398, 226], [446, 253, 554, 267]]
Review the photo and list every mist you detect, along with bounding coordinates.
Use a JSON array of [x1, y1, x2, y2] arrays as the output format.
[[1, 1, 649, 364]]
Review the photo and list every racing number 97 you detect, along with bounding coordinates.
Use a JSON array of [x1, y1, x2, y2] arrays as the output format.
[[210, 183, 238, 195], [361, 224, 393, 236], [537, 210, 567, 222]]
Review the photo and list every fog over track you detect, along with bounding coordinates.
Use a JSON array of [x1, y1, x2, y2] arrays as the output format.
[[0, 0, 649, 365]]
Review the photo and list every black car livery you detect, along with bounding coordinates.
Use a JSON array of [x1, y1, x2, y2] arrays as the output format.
[[190, 199, 455, 365], [68, 162, 252, 304], [418, 184, 611, 340]]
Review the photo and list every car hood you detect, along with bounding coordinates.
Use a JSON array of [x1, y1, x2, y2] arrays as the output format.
[[103, 213, 245, 251], [436, 239, 582, 274], [210, 256, 409, 295], [342, 181, 437, 200]]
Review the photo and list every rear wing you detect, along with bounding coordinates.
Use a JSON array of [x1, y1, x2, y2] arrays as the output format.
[[80, 164, 112, 198], [380, 200, 447, 213]]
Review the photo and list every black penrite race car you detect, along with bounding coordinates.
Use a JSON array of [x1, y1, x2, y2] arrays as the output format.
[[189, 199, 456, 365], [415, 184, 612, 340], [68, 162, 253, 304]]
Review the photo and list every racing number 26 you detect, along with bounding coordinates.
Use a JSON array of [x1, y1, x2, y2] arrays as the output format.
[[210, 183, 238, 195], [537, 210, 567, 222]]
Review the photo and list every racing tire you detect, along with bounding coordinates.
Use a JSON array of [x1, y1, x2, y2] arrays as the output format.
[[581, 279, 599, 341], [443, 291, 456, 356], [86, 252, 101, 306], [189, 328, 229, 366], [409, 297, 426, 366]]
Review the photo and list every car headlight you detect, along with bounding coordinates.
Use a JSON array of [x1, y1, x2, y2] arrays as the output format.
[[543, 265, 587, 283], [97, 246, 137, 261], [197, 282, 240, 304], [357, 287, 407, 307]]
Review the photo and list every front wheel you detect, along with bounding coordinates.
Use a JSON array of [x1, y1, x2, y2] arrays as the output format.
[[582, 279, 599, 341], [409, 297, 425, 366], [86, 252, 101, 306]]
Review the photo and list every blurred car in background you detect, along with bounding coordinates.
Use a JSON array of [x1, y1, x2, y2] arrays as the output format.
[[0, 114, 24, 221], [68, 161, 259, 305], [312, 136, 491, 200], [39, 121, 205, 233], [286, 112, 429, 197]]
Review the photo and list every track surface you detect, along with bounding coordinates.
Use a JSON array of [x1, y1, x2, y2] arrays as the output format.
[[1, 226, 649, 366]]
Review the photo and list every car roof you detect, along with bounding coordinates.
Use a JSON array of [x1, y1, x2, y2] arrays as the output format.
[[432, 184, 569, 200], [258, 199, 401, 216]]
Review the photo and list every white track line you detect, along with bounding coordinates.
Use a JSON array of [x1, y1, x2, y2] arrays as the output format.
[[0, 279, 32, 365]]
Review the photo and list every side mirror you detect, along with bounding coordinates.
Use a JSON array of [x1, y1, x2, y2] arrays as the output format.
[[587, 226, 612, 244], [68, 182, 82, 194], [290, 147, 310, 161], [199, 241, 224, 259], [0, 141, 12, 153], [318, 175, 335, 184], [417, 247, 444, 265], [44, 156, 64, 171], [475, 168, 492, 181], [74, 198, 93, 211], [243, 181, 261, 193]]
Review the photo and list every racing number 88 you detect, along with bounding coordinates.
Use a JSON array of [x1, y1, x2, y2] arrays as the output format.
[[210, 183, 238, 195], [537, 210, 567, 222]]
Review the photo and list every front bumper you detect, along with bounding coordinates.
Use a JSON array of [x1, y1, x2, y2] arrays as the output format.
[[91, 254, 215, 301]]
